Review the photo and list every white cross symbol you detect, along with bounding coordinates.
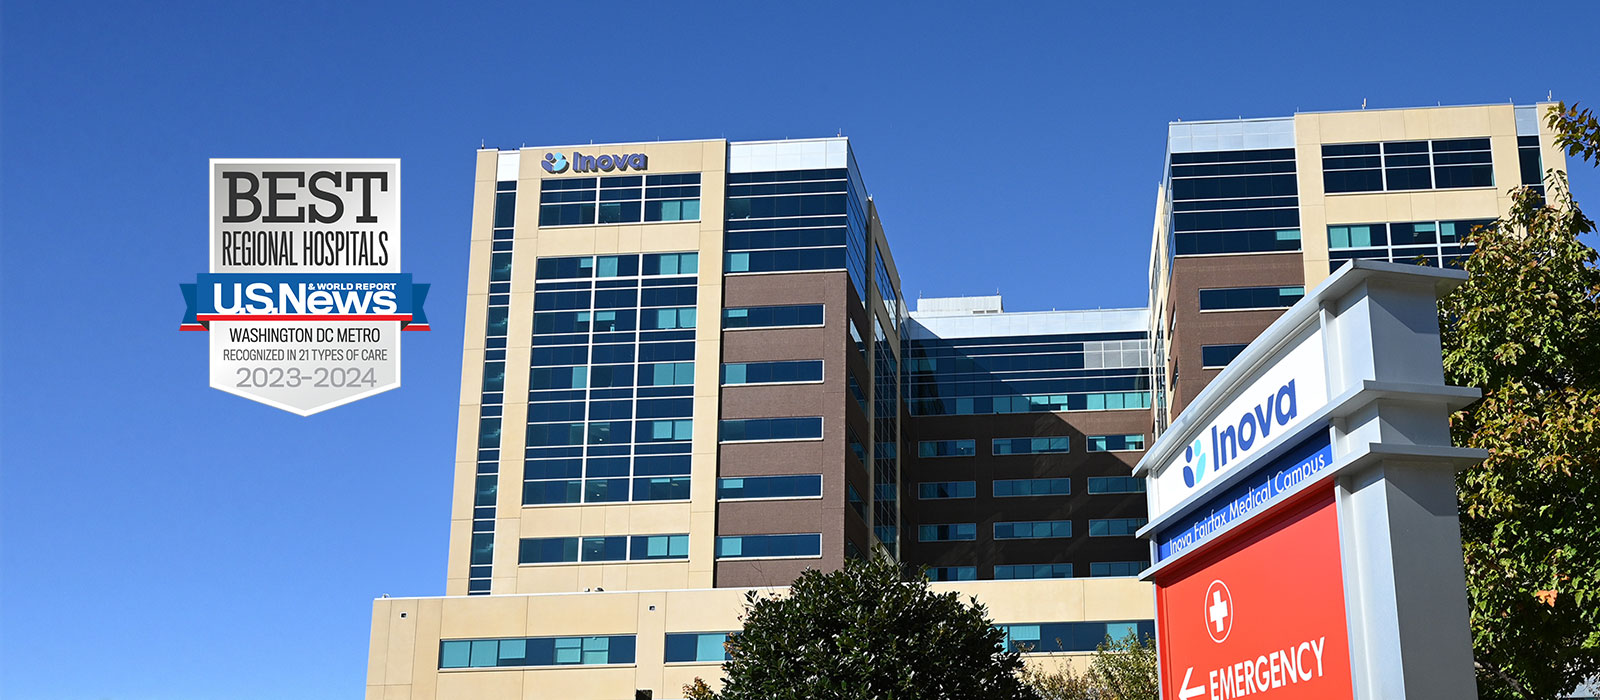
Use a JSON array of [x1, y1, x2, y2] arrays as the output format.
[[1209, 591, 1229, 632], [1204, 580, 1233, 643]]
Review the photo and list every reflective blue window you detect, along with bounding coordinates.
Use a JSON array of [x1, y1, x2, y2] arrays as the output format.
[[721, 360, 824, 385], [917, 481, 976, 499], [1197, 286, 1304, 311], [719, 417, 822, 442], [1088, 518, 1147, 537], [995, 520, 1071, 540], [718, 474, 822, 500], [997, 621, 1154, 653], [993, 478, 1071, 497], [439, 635, 636, 668], [1201, 344, 1248, 368], [918, 523, 977, 542], [927, 566, 977, 581], [916, 439, 976, 458], [1091, 561, 1148, 577], [664, 633, 731, 663], [992, 437, 1070, 455], [722, 304, 825, 329], [994, 563, 1073, 580], [629, 534, 689, 560], [1086, 476, 1146, 494], [1087, 434, 1146, 452], [715, 533, 822, 558]]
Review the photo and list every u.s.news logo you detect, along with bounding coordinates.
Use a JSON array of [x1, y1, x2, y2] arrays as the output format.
[[542, 150, 647, 174]]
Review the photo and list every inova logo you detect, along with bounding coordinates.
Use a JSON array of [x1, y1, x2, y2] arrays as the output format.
[[1182, 438, 1209, 488], [1183, 378, 1301, 489], [542, 150, 647, 175]]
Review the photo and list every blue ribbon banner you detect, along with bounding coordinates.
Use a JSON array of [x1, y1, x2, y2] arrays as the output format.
[[1155, 430, 1334, 562], [180, 273, 429, 330]]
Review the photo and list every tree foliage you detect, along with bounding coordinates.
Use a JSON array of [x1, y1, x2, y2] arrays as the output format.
[[1439, 102, 1600, 699], [687, 553, 1038, 700], [1020, 632, 1158, 700]]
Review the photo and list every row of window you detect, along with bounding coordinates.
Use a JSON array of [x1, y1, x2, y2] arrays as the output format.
[[926, 561, 1146, 581], [441, 635, 634, 669], [719, 416, 822, 442], [723, 304, 825, 329], [443, 616, 1159, 669], [535, 253, 700, 280], [910, 477, 1147, 501], [1324, 218, 1491, 273], [1197, 285, 1305, 311], [916, 434, 1146, 458], [538, 173, 701, 226], [1322, 139, 1494, 193], [519, 534, 690, 564], [999, 620, 1156, 653], [721, 360, 823, 385], [1201, 343, 1248, 369], [919, 518, 1148, 542], [908, 390, 1153, 417], [1168, 148, 1301, 256], [518, 532, 824, 563]]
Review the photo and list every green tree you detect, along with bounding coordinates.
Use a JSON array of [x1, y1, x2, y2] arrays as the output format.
[[1020, 631, 1159, 700], [685, 553, 1038, 700], [1439, 102, 1600, 699]]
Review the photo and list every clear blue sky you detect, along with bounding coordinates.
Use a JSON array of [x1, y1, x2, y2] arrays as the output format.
[[3, 1, 1597, 698]]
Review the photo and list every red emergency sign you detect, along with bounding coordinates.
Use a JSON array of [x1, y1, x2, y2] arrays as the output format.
[[1155, 489, 1353, 700]]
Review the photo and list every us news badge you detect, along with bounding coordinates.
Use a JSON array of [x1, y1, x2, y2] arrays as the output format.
[[180, 159, 429, 415]]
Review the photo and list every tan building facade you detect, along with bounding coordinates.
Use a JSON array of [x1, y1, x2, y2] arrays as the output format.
[[369, 137, 1160, 700], [1150, 102, 1568, 428], [368, 579, 1154, 700]]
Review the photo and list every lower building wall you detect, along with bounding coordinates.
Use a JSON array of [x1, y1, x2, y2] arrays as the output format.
[[366, 578, 1153, 700]]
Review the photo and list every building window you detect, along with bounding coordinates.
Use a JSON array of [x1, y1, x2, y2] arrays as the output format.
[[1518, 135, 1545, 195], [726, 168, 851, 275], [1086, 434, 1146, 452], [715, 533, 822, 559], [1090, 561, 1147, 577], [997, 621, 1154, 653], [992, 437, 1070, 455], [719, 416, 823, 442], [664, 633, 731, 663], [1328, 219, 1491, 272], [1086, 476, 1146, 494], [994, 563, 1073, 580], [847, 482, 866, 519], [440, 635, 636, 669], [717, 475, 822, 500], [917, 481, 977, 499], [1088, 518, 1147, 537], [1322, 139, 1494, 193], [1200, 344, 1249, 368], [916, 439, 976, 458], [927, 566, 977, 581], [1169, 148, 1301, 255], [539, 173, 701, 227], [994, 520, 1071, 540], [518, 536, 636, 564], [993, 478, 1071, 497], [721, 360, 824, 385], [1198, 286, 1304, 311], [906, 332, 1152, 417], [722, 304, 825, 329], [629, 534, 689, 561], [918, 523, 977, 542]]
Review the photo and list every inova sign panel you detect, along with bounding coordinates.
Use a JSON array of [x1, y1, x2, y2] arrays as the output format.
[[1150, 328, 1327, 519]]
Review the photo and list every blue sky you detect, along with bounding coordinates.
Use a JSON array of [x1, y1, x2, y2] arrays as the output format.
[[3, 1, 1598, 698]]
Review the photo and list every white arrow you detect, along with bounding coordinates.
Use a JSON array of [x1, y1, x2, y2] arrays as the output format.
[[1179, 667, 1206, 700]]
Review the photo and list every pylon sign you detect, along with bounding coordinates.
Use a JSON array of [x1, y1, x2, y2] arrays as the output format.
[[1135, 261, 1488, 700]]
